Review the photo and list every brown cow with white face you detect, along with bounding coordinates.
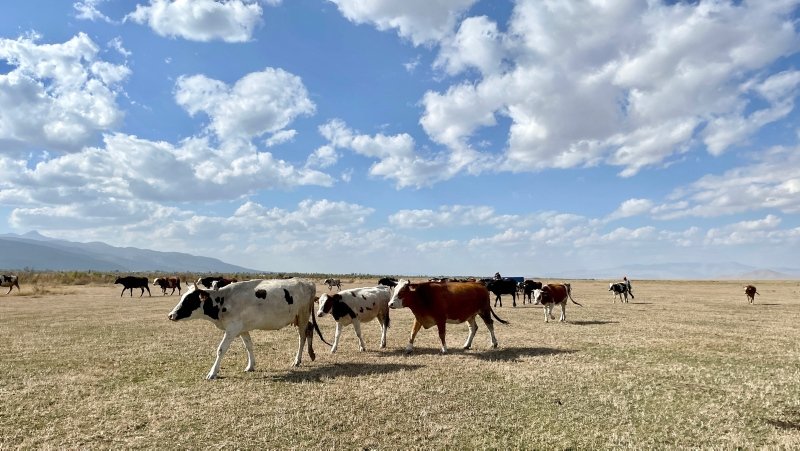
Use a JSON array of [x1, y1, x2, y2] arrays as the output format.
[[389, 280, 508, 354], [744, 285, 759, 304], [534, 283, 583, 322], [153, 277, 181, 296]]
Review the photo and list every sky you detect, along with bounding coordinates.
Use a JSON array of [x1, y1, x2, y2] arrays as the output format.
[[0, 0, 799, 277]]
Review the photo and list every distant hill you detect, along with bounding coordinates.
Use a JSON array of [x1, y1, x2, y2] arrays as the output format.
[[0, 232, 258, 273]]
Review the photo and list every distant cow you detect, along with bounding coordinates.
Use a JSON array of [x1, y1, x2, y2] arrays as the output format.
[[114, 276, 151, 297], [324, 278, 341, 291], [153, 277, 181, 296], [522, 280, 542, 304], [168, 278, 328, 380], [317, 286, 391, 352], [609, 282, 633, 303], [744, 285, 759, 304], [389, 280, 508, 354], [378, 277, 398, 287], [196, 276, 237, 290], [1, 274, 20, 294], [486, 278, 519, 307], [534, 283, 583, 322]]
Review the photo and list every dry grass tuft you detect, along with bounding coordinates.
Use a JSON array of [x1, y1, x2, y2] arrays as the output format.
[[1, 278, 799, 448]]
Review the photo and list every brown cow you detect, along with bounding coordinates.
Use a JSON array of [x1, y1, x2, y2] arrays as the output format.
[[744, 285, 759, 304], [534, 283, 583, 322], [388, 280, 508, 354], [153, 277, 181, 296]]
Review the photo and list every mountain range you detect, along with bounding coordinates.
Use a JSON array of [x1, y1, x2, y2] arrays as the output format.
[[0, 232, 257, 273]]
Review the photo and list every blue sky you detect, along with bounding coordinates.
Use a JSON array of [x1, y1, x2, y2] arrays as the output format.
[[1, 0, 800, 276]]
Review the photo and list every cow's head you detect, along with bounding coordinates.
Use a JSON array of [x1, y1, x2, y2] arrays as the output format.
[[114, 277, 123, 284], [153, 277, 164, 286], [168, 284, 222, 321], [316, 293, 340, 317], [535, 286, 551, 304], [389, 279, 414, 309]]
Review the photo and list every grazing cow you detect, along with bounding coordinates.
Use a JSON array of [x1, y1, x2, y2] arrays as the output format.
[[317, 286, 391, 352], [609, 282, 633, 303], [744, 285, 759, 304], [534, 283, 582, 322], [378, 277, 398, 287], [486, 278, 519, 307], [1, 274, 20, 294], [196, 276, 237, 290], [389, 280, 508, 354], [168, 279, 328, 380], [522, 280, 543, 304], [324, 278, 341, 291], [114, 276, 151, 297], [153, 277, 181, 296]]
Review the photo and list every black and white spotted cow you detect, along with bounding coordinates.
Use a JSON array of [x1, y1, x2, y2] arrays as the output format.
[[609, 282, 633, 303], [1, 274, 20, 294], [317, 286, 391, 352], [168, 278, 328, 380], [324, 278, 341, 291]]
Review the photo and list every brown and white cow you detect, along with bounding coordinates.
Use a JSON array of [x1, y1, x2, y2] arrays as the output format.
[[744, 285, 759, 304], [153, 277, 181, 296], [1, 274, 20, 294], [168, 278, 328, 380], [389, 280, 508, 354], [534, 283, 583, 322], [317, 286, 391, 352]]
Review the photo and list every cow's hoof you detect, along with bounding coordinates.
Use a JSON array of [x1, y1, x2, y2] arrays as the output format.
[[206, 373, 218, 380], [244, 366, 255, 372], [462, 345, 471, 350], [292, 360, 301, 367], [405, 344, 414, 354], [359, 347, 366, 352], [491, 343, 498, 349], [440, 348, 448, 354]]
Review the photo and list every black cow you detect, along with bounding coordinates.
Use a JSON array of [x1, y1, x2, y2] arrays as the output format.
[[523, 280, 543, 304], [114, 276, 151, 297], [378, 277, 398, 287], [1, 274, 20, 294], [609, 282, 633, 303], [486, 278, 519, 307], [196, 276, 237, 289]]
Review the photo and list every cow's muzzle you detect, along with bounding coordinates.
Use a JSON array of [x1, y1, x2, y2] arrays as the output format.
[[168, 313, 178, 321]]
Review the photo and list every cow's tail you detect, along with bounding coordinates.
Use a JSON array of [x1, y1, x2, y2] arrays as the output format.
[[308, 309, 331, 346], [490, 308, 509, 325], [566, 284, 583, 307]]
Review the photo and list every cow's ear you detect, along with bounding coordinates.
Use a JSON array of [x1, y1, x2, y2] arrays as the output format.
[[408, 284, 417, 292]]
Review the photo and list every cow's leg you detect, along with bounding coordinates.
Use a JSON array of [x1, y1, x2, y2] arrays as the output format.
[[436, 320, 448, 354], [560, 302, 567, 322], [543, 305, 550, 322], [512, 292, 517, 308], [331, 322, 343, 353], [352, 319, 366, 352], [139, 287, 145, 297], [479, 312, 498, 348], [240, 332, 256, 372], [208, 330, 238, 380], [293, 314, 310, 367], [7, 286, 12, 294], [463, 317, 478, 350], [379, 313, 388, 349], [406, 319, 423, 354]]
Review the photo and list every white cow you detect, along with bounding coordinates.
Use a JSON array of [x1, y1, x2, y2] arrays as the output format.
[[168, 278, 327, 380], [316, 286, 391, 352]]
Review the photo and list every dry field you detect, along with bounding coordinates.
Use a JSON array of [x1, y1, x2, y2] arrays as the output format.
[[2, 278, 800, 448]]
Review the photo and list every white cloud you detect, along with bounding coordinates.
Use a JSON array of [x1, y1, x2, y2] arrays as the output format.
[[0, 133, 334, 208], [389, 205, 496, 228], [74, 0, 114, 23], [705, 214, 788, 245], [415, 0, 800, 182], [107, 37, 131, 59], [305, 145, 339, 169], [657, 146, 800, 218], [607, 198, 654, 221], [127, 0, 271, 43], [0, 33, 130, 154], [264, 129, 297, 148], [434, 15, 506, 76], [318, 119, 457, 188], [175, 68, 315, 141], [329, 0, 478, 46]]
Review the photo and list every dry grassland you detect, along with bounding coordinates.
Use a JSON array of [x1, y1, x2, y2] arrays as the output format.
[[2, 278, 800, 448]]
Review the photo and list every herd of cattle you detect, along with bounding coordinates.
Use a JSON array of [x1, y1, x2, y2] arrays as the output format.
[[0, 272, 765, 379]]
